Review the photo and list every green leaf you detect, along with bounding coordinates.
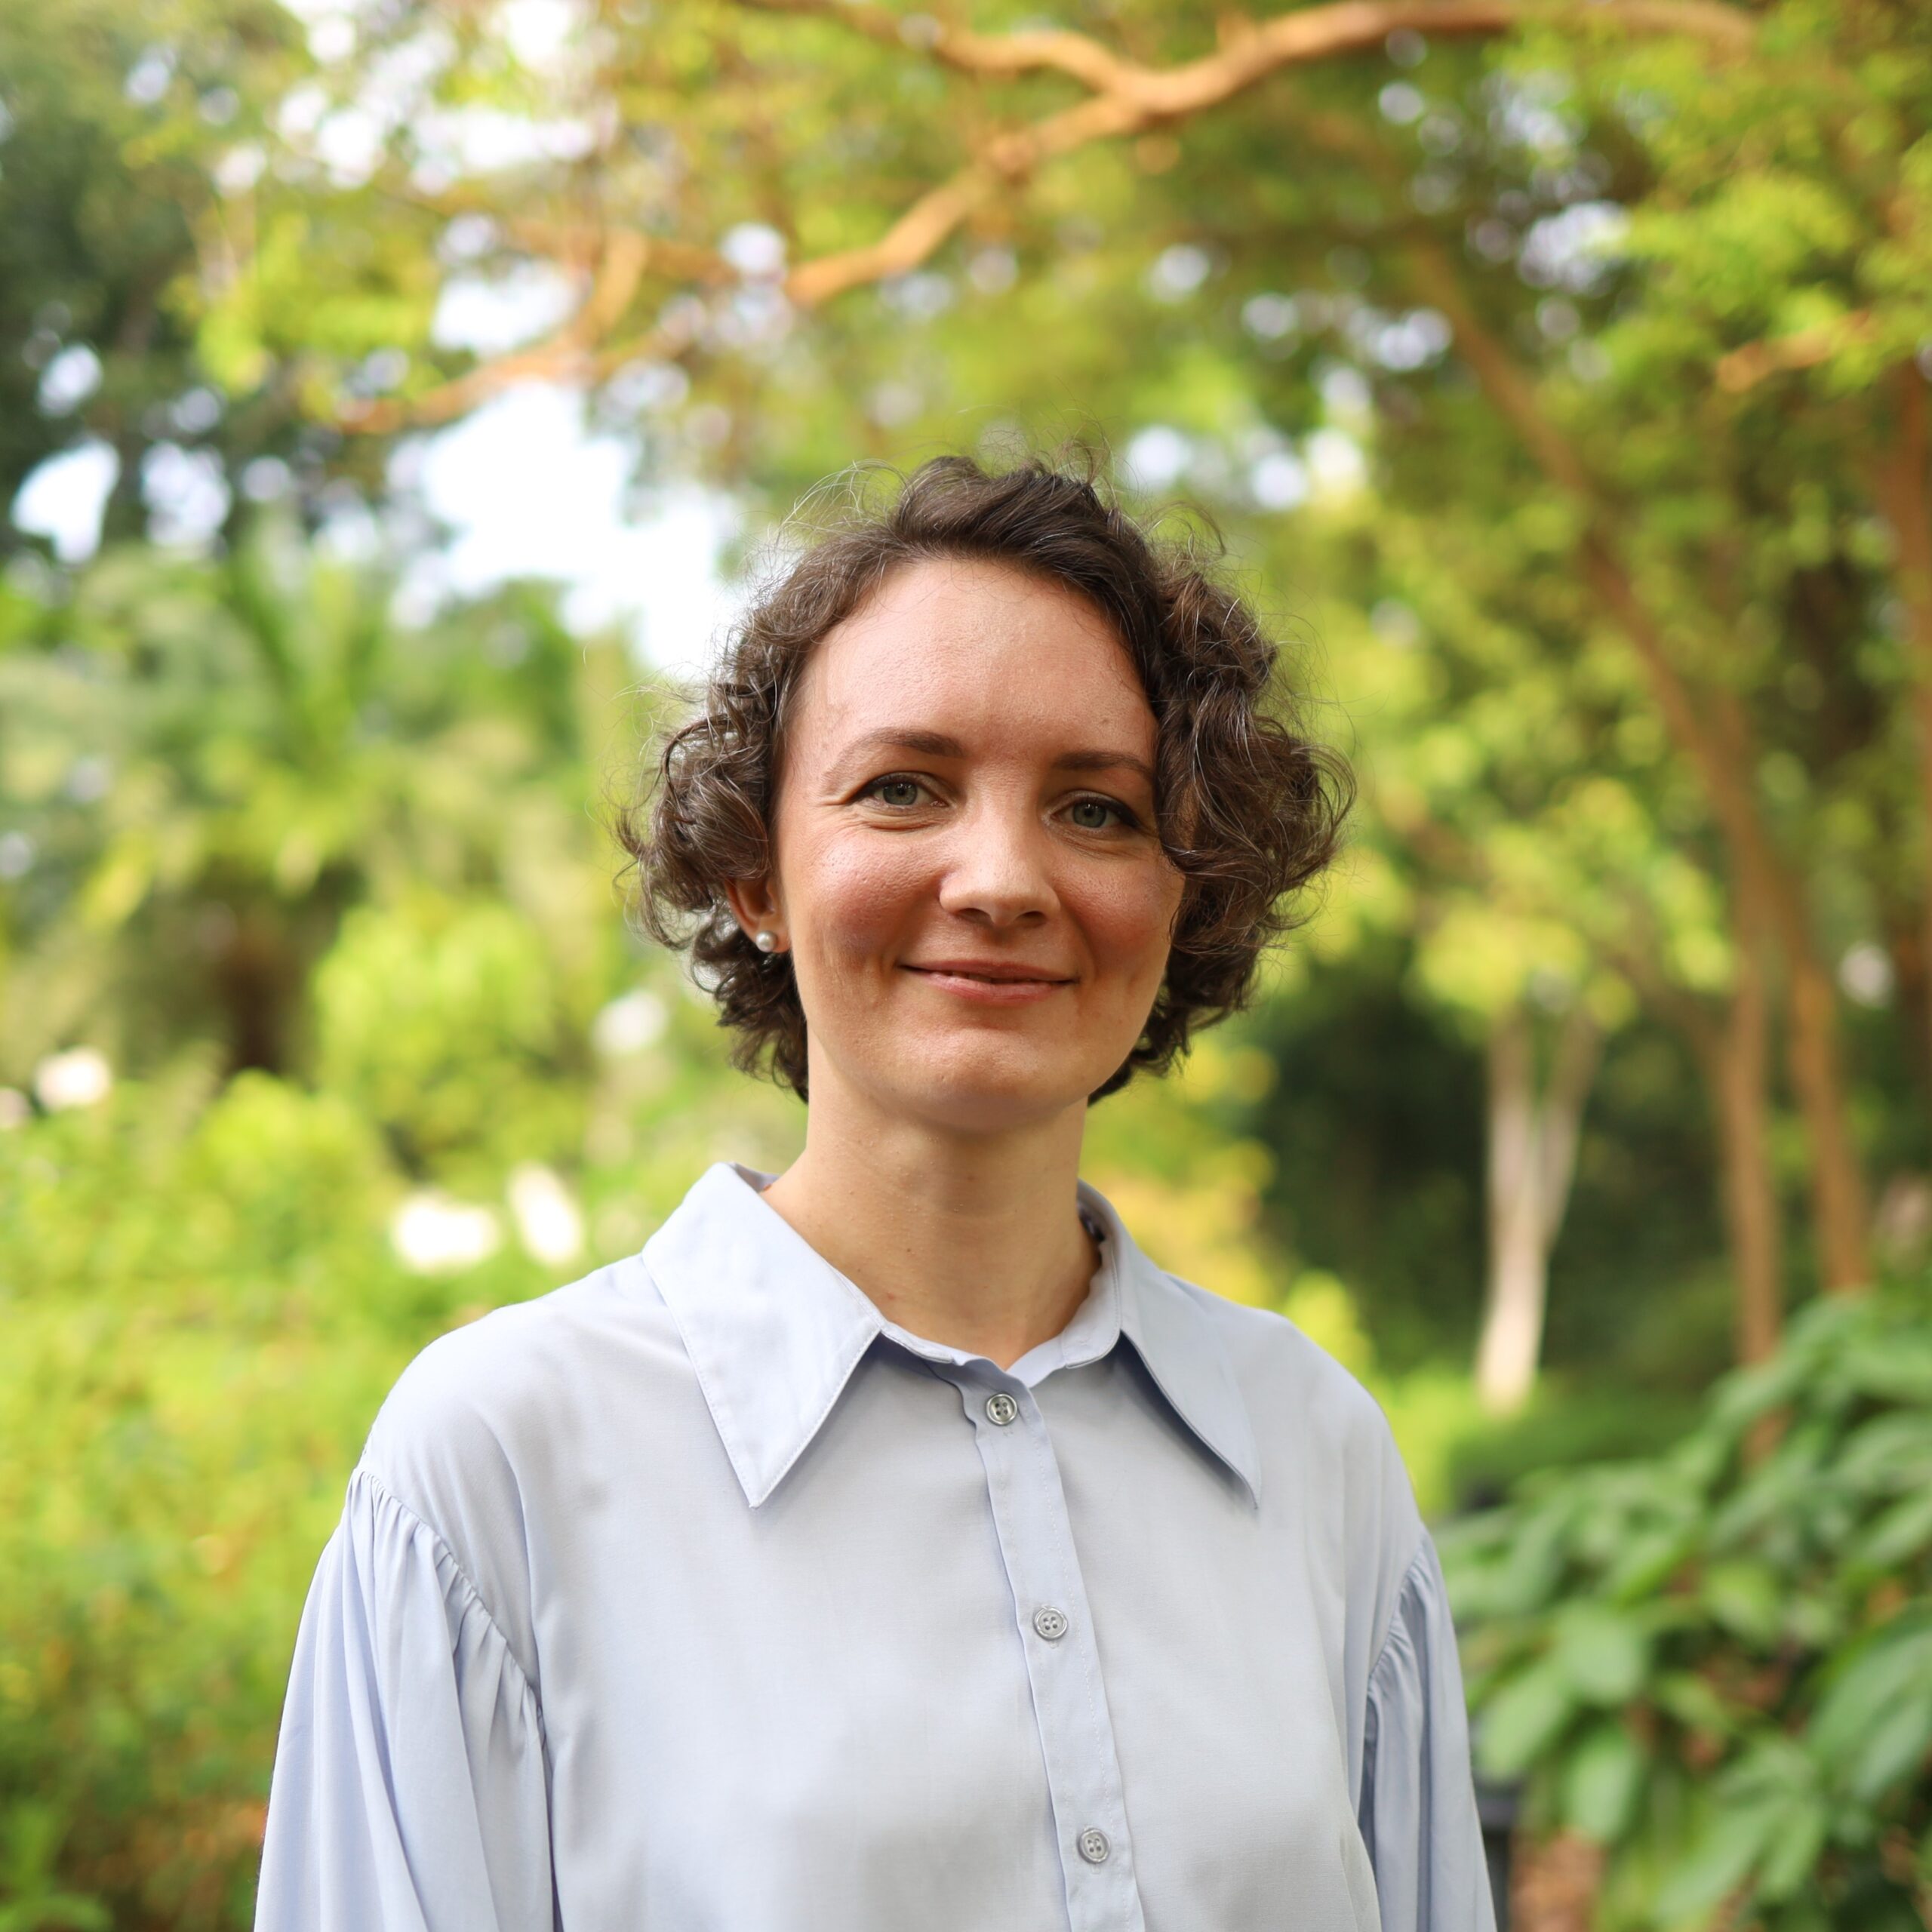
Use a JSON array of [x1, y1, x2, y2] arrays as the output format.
[[1559, 1720, 1646, 1844], [1810, 1612, 1932, 1797], [1650, 1799, 1783, 1920], [1838, 1337, 1932, 1404], [1549, 1600, 1651, 1706], [1842, 1689, 1932, 1804], [1852, 1487, 1932, 1570], [1835, 1411, 1932, 1490], [1699, 1558, 1783, 1647], [1754, 1795, 1829, 1903], [1474, 1657, 1577, 1780], [1652, 1670, 1734, 1737], [1602, 1522, 1695, 1601]]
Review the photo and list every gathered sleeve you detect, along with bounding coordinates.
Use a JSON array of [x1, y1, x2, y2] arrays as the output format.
[[254, 1466, 555, 1932], [1358, 1529, 1498, 1932]]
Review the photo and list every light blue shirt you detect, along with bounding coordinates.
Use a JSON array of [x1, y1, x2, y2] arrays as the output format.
[[256, 1161, 1495, 1931]]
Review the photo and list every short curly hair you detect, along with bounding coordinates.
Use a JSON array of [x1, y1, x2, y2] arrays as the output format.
[[618, 451, 1352, 1102]]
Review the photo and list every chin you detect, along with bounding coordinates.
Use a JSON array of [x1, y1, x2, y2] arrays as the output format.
[[888, 1033, 1103, 1134]]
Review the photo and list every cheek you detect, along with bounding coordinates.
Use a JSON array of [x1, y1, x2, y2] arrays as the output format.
[[1069, 865, 1183, 988], [788, 832, 933, 961]]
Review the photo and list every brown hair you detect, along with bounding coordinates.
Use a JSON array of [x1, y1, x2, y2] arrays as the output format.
[[618, 451, 1352, 1101]]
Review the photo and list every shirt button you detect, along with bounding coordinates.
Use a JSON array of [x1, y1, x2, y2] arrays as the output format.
[[984, 1392, 1019, 1426], [1077, 1827, 1110, 1865], [1032, 1605, 1069, 1641]]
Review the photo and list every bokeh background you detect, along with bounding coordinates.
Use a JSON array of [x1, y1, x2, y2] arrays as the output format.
[[4, 1, 1931, 1924]]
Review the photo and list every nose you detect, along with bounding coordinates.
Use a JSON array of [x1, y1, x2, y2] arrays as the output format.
[[936, 794, 1058, 928]]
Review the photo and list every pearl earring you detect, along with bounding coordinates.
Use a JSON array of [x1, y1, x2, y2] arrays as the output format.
[[754, 929, 778, 953]]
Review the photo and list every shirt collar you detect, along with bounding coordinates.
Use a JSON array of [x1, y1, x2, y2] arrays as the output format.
[[641, 1161, 1260, 1509]]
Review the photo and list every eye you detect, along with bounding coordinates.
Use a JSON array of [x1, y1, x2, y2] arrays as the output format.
[[1066, 795, 1128, 832], [864, 774, 931, 809]]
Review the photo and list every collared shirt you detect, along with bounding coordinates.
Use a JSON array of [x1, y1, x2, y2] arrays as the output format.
[[256, 1162, 1495, 1932]]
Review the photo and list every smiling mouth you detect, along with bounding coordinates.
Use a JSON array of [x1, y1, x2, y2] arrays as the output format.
[[902, 963, 1075, 991]]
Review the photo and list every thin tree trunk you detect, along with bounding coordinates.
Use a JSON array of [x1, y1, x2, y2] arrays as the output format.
[[1712, 917, 1783, 1364], [1588, 549, 1869, 1291], [1872, 361, 1932, 1115], [1479, 1005, 1541, 1415], [1537, 999, 1601, 1251], [1680, 913, 1786, 1460], [1476, 1001, 1601, 1414], [1603, 916, 1783, 1371]]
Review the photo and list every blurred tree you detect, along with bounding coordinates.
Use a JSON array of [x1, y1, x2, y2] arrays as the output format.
[[128, 0, 1932, 1401], [0, 528, 638, 1109], [0, 0, 312, 552]]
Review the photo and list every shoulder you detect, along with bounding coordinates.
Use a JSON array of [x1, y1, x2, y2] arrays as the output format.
[[1171, 1275, 1424, 1587], [355, 1257, 688, 1627], [1180, 1278, 1405, 1472], [365, 1260, 645, 1485]]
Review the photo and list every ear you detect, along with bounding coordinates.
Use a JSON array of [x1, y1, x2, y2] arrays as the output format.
[[723, 876, 785, 950]]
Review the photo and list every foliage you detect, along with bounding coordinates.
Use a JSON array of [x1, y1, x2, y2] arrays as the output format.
[[1, 1069, 417, 1928], [0, 0, 311, 540], [0, 528, 637, 1100], [14, 0, 1932, 1353], [72, 0, 1927, 1327], [1442, 1284, 1932, 1929]]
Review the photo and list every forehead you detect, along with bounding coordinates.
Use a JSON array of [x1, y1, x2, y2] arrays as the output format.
[[791, 556, 1154, 756]]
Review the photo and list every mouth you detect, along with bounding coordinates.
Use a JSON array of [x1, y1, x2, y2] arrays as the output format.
[[901, 961, 1075, 1003], [903, 960, 1074, 984]]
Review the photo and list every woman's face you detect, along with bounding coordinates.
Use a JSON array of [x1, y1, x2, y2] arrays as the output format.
[[737, 555, 1185, 1135]]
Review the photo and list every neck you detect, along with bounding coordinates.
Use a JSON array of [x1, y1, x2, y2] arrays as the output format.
[[758, 1074, 1097, 1371]]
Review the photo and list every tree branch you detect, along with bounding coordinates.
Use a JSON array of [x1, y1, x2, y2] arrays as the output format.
[[352, 0, 1756, 428], [786, 0, 1754, 303], [1715, 309, 1878, 392], [738, 0, 1755, 97], [343, 229, 681, 432]]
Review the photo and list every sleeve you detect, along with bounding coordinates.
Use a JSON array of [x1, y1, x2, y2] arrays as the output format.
[[1357, 1528, 1498, 1932], [254, 1466, 556, 1932]]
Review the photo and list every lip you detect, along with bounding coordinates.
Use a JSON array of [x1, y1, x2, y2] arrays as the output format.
[[902, 959, 1075, 1006]]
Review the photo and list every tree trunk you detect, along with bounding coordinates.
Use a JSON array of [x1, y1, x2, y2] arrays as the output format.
[[1476, 1001, 1601, 1415], [1479, 1006, 1542, 1415], [1710, 917, 1783, 1364], [1592, 555, 1869, 1293], [1872, 362, 1932, 1118], [1604, 913, 1783, 1370]]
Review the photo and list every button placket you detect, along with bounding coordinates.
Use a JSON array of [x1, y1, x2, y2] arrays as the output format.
[[956, 1376, 1143, 1931]]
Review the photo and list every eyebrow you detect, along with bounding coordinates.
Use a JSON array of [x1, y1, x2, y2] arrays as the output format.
[[841, 728, 1155, 786]]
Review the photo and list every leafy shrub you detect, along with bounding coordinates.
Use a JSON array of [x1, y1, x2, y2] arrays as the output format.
[[0, 1074, 444, 1928], [1441, 1284, 1932, 1929], [313, 893, 595, 1180]]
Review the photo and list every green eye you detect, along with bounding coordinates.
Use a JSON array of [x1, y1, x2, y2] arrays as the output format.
[[872, 777, 924, 808], [1069, 798, 1121, 830]]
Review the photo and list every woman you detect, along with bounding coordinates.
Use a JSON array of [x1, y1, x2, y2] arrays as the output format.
[[255, 454, 1496, 1931]]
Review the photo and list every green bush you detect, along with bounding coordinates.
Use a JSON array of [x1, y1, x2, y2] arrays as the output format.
[[0, 1072, 443, 1928], [313, 893, 594, 1180], [1441, 1285, 1932, 1929]]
